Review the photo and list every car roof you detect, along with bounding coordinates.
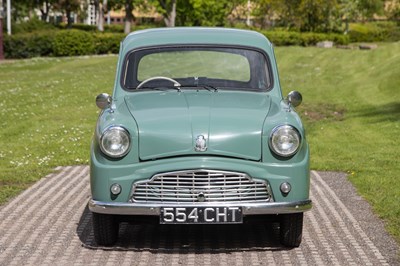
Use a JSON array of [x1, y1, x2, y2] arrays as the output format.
[[121, 27, 273, 54]]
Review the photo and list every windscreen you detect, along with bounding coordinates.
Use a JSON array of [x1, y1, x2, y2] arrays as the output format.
[[123, 46, 272, 91]]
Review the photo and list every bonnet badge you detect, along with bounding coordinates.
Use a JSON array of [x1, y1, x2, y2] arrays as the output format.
[[195, 135, 207, 152]]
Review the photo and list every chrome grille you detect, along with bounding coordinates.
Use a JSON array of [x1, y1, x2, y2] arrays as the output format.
[[130, 169, 273, 203]]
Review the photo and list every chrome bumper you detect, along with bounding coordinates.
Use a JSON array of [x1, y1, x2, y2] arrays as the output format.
[[88, 199, 312, 216]]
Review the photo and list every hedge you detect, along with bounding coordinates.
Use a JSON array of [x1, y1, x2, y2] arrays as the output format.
[[348, 22, 400, 43], [3, 31, 56, 58], [52, 30, 96, 56], [5, 23, 400, 59], [11, 18, 56, 34], [261, 30, 350, 46], [3, 30, 126, 59], [93, 33, 126, 54]]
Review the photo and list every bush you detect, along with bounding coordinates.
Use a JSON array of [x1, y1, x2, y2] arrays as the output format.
[[52, 30, 95, 56], [349, 22, 400, 42], [3, 27, 352, 59], [11, 18, 56, 34], [4, 31, 56, 58], [57, 23, 98, 32], [57, 23, 157, 33], [4, 29, 126, 58], [261, 30, 349, 46], [93, 33, 126, 54], [104, 24, 125, 33]]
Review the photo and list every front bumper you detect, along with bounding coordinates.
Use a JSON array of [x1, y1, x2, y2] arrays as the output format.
[[88, 199, 312, 216]]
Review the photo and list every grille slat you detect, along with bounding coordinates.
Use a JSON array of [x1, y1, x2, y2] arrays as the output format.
[[130, 169, 273, 203], [134, 184, 267, 190]]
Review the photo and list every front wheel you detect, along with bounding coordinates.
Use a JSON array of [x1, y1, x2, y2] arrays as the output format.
[[280, 213, 304, 247], [92, 213, 119, 246]]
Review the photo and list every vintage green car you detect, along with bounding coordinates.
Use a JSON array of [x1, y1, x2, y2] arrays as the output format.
[[89, 27, 311, 247]]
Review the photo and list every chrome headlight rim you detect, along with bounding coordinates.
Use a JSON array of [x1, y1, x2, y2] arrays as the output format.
[[99, 125, 131, 158], [269, 124, 302, 158]]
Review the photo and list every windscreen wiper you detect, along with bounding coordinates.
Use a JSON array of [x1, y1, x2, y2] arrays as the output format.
[[197, 84, 218, 92], [129, 86, 181, 92], [192, 77, 218, 92], [178, 84, 218, 92]]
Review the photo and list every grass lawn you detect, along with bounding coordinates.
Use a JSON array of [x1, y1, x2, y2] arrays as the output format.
[[275, 43, 400, 243], [0, 43, 399, 244]]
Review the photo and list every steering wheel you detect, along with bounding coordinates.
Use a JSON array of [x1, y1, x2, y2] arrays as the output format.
[[136, 76, 181, 90]]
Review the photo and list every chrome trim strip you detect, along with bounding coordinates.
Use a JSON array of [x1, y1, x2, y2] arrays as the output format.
[[130, 169, 273, 203], [88, 199, 312, 216]]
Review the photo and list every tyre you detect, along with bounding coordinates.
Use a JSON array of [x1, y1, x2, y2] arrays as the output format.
[[280, 213, 303, 247], [92, 213, 119, 246]]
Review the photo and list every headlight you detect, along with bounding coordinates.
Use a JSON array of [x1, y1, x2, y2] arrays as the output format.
[[269, 125, 301, 157], [100, 126, 131, 158]]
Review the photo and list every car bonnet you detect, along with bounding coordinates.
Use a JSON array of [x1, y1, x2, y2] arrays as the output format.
[[124, 90, 271, 161]]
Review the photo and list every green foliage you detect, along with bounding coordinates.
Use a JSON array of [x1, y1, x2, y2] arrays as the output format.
[[261, 30, 349, 46], [253, 0, 342, 32], [52, 30, 95, 56], [150, 0, 176, 26], [93, 33, 126, 54], [53, 0, 82, 27], [148, 0, 214, 27], [3, 21, 399, 60], [57, 23, 129, 33], [104, 24, 125, 33], [385, 0, 400, 21], [299, 0, 341, 32], [11, 18, 57, 34], [4, 30, 125, 58], [356, 0, 385, 19], [6, 0, 395, 34], [176, 0, 246, 26], [349, 21, 400, 42], [253, 0, 387, 32], [57, 23, 99, 32], [3, 31, 56, 58]]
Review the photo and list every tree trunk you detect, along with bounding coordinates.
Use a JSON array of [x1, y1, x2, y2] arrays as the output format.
[[40, 1, 50, 22], [66, 9, 73, 28], [124, 20, 131, 34], [97, 0, 108, 32], [164, 0, 176, 27], [0, 18, 4, 60], [124, 0, 134, 34], [94, 0, 102, 31]]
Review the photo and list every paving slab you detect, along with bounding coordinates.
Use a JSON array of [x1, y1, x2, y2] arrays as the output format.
[[0, 166, 398, 265]]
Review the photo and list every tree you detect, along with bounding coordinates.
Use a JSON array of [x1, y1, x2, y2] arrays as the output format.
[[124, 0, 134, 33], [94, 0, 108, 31], [357, 0, 384, 20], [385, 0, 400, 21], [109, 0, 143, 33], [339, 0, 358, 33], [151, 0, 177, 27], [54, 0, 81, 28], [0, 15, 4, 60], [253, 0, 342, 32], [298, 0, 340, 32], [35, 0, 56, 21], [175, 0, 246, 26], [252, 0, 303, 30]]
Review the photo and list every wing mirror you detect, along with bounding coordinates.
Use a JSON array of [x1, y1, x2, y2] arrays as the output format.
[[286, 91, 302, 108], [96, 93, 111, 110]]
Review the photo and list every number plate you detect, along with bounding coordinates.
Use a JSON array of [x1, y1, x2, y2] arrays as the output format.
[[160, 207, 243, 224]]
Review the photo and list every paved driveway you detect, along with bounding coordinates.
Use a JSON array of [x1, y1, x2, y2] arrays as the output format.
[[0, 166, 398, 265]]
